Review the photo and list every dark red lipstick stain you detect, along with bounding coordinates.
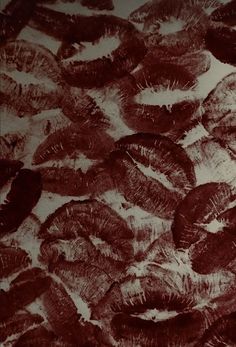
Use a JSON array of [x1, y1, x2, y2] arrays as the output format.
[[0, 169, 42, 235]]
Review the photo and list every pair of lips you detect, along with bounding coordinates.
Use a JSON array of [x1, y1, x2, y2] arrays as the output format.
[[92, 262, 235, 345], [32, 122, 115, 165], [93, 271, 196, 319], [172, 182, 236, 273], [30, 6, 147, 88], [92, 270, 208, 346], [142, 49, 211, 79], [203, 73, 236, 156], [39, 199, 134, 305], [83, 133, 196, 219], [0, 40, 64, 117], [119, 61, 199, 139], [130, 0, 209, 54], [0, 169, 42, 235]]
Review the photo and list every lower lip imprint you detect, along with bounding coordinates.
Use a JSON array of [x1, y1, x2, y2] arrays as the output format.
[[42, 280, 104, 345], [0, 313, 44, 344], [172, 182, 236, 250], [116, 133, 196, 195], [111, 309, 207, 346], [32, 123, 115, 165]]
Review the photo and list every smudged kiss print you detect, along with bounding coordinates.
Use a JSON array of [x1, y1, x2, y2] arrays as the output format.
[[31, 5, 147, 88], [0, 40, 63, 116], [1, 1, 236, 346], [203, 73, 236, 155]]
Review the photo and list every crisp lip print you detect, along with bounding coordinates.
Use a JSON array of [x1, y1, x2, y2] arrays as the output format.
[[0, 0, 236, 346]]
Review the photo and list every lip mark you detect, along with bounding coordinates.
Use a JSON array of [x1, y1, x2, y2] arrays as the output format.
[[37, 166, 84, 196], [0, 268, 51, 322], [0, 40, 63, 116], [39, 199, 133, 290], [81, 0, 114, 11], [140, 0, 208, 53], [106, 150, 181, 219], [50, 259, 114, 306], [143, 48, 211, 78], [94, 273, 196, 322], [42, 280, 103, 345], [32, 123, 114, 165], [111, 310, 207, 346], [116, 133, 196, 195], [119, 62, 199, 138], [0, 169, 42, 235], [190, 233, 236, 275], [0, 312, 43, 343], [39, 199, 133, 257], [40, 236, 128, 281], [172, 182, 236, 250], [189, 205, 236, 274], [196, 311, 236, 346], [0, 244, 31, 279], [13, 326, 56, 347], [203, 73, 236, 155], [30, 6, 129, 42], [61, 87, 109, 126], [211, 0, 236, 26], [30, 6, 146, 88], [206, 25, 236, 67], [129, 0, 221, 23]]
